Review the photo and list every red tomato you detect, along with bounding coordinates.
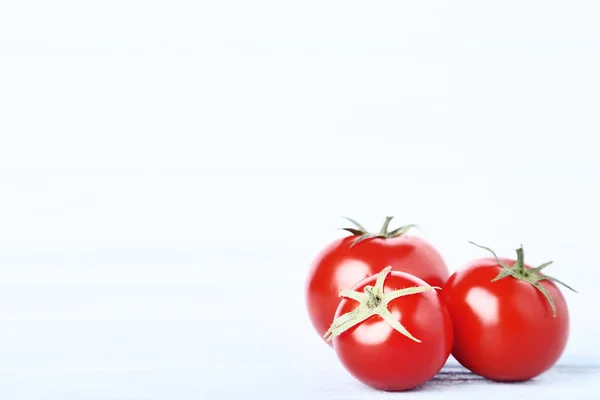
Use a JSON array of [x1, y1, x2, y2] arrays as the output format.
[[326, 266, 453, 391], [442, 242, 576, 382], [306, 217, 449, 344]]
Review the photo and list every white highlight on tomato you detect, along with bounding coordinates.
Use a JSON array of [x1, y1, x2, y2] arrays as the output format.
[[354, 309, 402, 346], [334, 259, 370, 292], [466, 287, 499, 325]]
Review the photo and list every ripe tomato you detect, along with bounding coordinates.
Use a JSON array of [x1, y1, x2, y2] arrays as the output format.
[[441, 242, 576, 382], [326, 266, 453, 391], [306, 217, 449, 344]]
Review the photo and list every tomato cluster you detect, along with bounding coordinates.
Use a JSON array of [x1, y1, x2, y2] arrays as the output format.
[[305, 217, 575, 391]]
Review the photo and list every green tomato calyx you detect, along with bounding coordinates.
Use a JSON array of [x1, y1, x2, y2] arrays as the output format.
[[469, 241, 577, 317], [324, 266, 439, 343], [342, 216, 417, 247]]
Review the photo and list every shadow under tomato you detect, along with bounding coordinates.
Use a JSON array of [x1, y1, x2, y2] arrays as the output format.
[[360, 366, 485, 393], [431, 368, 485, 383], [360, 364, 600, 393], [407, 366, 486, 392], [407, 364, 599, 392]]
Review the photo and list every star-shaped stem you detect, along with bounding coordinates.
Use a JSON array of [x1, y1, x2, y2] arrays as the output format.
[[324, 266, 439, 343], [341, 216, 417, 248], [469, 241, 578, 317]]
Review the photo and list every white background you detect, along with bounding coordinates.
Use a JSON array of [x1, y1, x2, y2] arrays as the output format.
[[1, 1, 599, 398]]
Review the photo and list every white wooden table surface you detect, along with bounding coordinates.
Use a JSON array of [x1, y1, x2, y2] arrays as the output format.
[[1, 258, 598, 399]]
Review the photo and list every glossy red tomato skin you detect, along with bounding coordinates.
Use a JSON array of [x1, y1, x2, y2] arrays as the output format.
[[441, 257, 569, 382], [306, 235, 449, 344], [332, 271, 453, 391]]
